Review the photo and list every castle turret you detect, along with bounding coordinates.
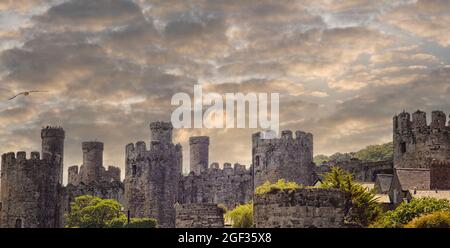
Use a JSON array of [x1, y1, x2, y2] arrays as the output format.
[[150, 122, 173, 144], [124, 121, 182, 228], [1, 127, 65, 228], [412, 110, 427, 130], [189, 136, 210, 175], [81, 142, 104, 184], [252, 130, 315, 189], [394, 110, 450, 168], [41, 126, 65, 184], [431, 111, 446, 130]]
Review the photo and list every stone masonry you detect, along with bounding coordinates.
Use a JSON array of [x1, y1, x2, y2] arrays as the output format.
[[175, 203, 224, 228], [65, 141, 124, 214], [124, 122, 182, 228], [394, 110, 450, 168], [252, 130, 315, 189], [189, 136, 210, 175], [253, 188, 345, 228], [0, 127, 65, 228], [316, 159, 393, 182], [179, 162, 253, 210]]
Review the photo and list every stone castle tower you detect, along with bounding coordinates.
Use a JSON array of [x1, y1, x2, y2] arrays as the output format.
[[67, 142, 121, 186], [252, 130, 315, 188], [189, 136, 209, 175], [124, 122, 182, 228], [65, 142, 123, 212], [0, 127, 65, 228], [393, 110, 450, 168]]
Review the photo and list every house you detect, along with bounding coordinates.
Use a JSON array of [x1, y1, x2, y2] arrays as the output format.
[[388, 168, 430, 205]]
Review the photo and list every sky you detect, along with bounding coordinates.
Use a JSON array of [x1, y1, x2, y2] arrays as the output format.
[[0, 0, 450, 181]]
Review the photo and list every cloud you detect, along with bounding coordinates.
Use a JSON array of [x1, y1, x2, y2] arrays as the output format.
[[0, 0, 449, 180]]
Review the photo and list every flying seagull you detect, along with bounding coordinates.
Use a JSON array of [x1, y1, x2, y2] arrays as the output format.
[[8, 90, 48, 100]]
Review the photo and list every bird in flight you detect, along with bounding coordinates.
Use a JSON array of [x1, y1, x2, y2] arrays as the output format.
[[8, 90, 48, 100]]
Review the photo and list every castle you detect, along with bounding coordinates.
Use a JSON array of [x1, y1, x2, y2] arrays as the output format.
[[1, 110, 450, 228]]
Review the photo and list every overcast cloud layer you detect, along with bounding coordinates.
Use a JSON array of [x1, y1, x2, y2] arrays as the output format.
[[1, 0, 449, 181]]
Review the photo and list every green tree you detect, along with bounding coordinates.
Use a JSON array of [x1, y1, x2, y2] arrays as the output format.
[[320, 166, 382, 226], [371, 197, 450, 228], [65, 195, 158, 228], [314, 154, 330, 165], [405, 211, 450, 228], [225, 202, 253, 228], [354, 142, 393, 162], [66, 195, 125, 228]]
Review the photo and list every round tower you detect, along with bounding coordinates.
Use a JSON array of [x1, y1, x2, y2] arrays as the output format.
[[81, 141, 104, 184], [41, 126, 65, 184], [150, 122, 173, 144], [189, 136, 210, 175]]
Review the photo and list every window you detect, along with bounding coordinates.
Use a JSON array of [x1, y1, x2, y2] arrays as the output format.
[[255, 155, 260, 167], [132, 164, 137, 176], [400, 142, 406, 154]]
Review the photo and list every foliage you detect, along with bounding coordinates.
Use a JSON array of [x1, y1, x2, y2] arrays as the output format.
[[225, 202, 253, 228], [65, 195, 157, 228], [255, 179, 301, 195], [314, 154, 330, 165], [320, 166, 382, 226], [354, 142, 393, 162], [405, 211, 450, 228], [313, 142, 393, 165], [371, 197, 450, 228], [65, 195, 125, 228]]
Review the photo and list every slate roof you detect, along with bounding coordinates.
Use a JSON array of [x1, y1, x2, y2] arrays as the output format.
[[395, 168, 430, 191], [375, 174, 394, 194]]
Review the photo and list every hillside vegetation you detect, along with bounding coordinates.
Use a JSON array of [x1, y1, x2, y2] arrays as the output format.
[[314, 142, 393, 165]]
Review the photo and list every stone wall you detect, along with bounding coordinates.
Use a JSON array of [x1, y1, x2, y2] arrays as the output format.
[[252, 130, 315, 189], [189, 136, 210, 175], [179, 163, 253, 210], [430, 160, 450, 190], [254, 188, 345, 228], [316, 159, 393, 182], [0, 127, 65, 228], [175, 203, 224, 228], [394, 110, 450, 168], [124, 122, 182, 228]]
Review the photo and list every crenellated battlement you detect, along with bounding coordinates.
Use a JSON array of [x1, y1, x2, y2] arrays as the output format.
[[1, 151, 52, 171], [394, 110, 450, 168], [252, 130, 313, 148], [394, 110, 450, 134]]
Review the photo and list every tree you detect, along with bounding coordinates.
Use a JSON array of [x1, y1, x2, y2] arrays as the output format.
[[320, 166, 382, 226], [225, 202, 253, 228], [314, 154, 330, 165], [405, 211, 450, 228], [371, 197, 450, 228], [65, 195, 157, 228], [354, 142, 393, 162]]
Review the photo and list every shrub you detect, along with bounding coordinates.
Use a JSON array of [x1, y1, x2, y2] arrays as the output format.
[[320, 166, 382, 226], [125, 218, 158, 228], [371, 197, 450, 228], [225, 202, 253, 228], [255, 179, 301, 195], [405, 211, 450, 228]]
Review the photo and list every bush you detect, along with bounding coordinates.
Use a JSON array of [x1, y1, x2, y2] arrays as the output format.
[[65, 195, 125, 228], [255, 179, 301, 195], [225, 203, 253, 228], [405, 211, 450, 228], [371, 197, 450, 228], [320, 166, 382, 226]]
